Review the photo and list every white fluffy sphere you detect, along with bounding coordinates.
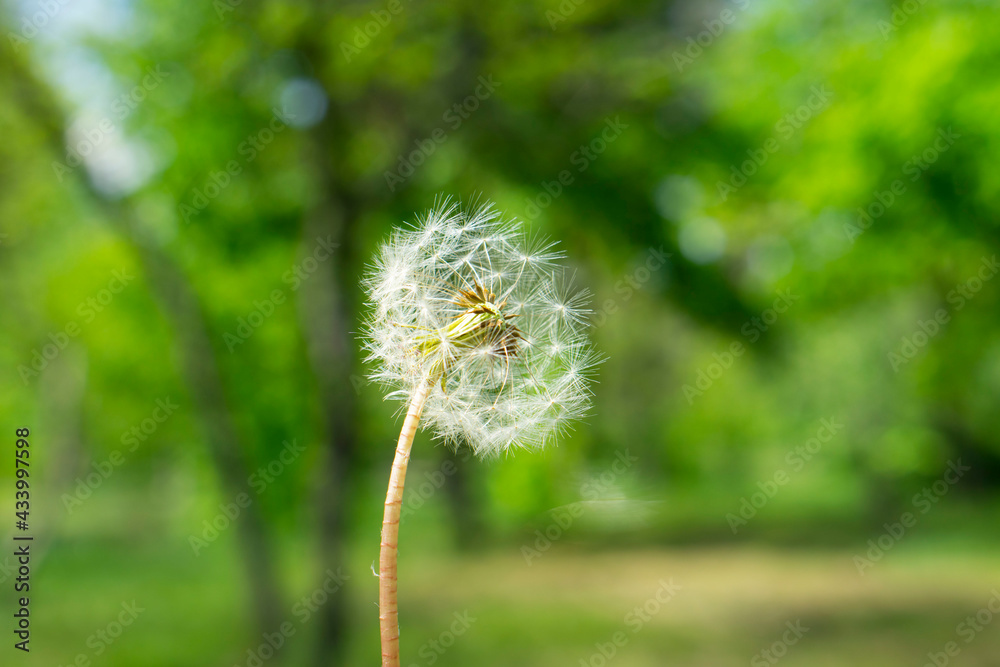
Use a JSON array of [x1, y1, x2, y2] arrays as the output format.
[[362, 201, 599, 457]]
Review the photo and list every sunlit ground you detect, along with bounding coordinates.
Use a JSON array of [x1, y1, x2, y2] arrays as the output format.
[[25, 538, 1000, 667]]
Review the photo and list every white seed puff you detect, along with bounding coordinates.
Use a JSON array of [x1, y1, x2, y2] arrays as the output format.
[[362, 200, 600, 457]]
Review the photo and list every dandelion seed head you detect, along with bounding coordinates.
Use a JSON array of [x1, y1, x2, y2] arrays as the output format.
[[361, 200, 600, 457]]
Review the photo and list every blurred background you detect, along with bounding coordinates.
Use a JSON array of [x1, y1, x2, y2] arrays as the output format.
[[3, 0, 1000, 665]]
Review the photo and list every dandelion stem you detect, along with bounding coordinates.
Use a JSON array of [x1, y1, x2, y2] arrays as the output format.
[[379, 376, 432, 667]]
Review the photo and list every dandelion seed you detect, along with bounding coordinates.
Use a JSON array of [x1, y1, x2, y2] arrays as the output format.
[[361, 199, 600, 667], [362, 199, 599, 457]]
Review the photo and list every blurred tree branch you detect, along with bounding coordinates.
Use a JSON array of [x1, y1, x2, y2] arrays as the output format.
[[1, 48, 287, 644]]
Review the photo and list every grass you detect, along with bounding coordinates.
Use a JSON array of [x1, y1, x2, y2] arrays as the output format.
[[16, 532, 1000, 667]]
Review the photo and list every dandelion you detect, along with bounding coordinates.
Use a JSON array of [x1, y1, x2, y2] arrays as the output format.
[[362, 199, 599, 666]]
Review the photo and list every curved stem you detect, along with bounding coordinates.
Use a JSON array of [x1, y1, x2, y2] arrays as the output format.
[[379, 379, 432, 667]]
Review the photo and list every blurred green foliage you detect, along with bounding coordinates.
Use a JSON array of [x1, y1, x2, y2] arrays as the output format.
[[3, 0, 1000, 665]]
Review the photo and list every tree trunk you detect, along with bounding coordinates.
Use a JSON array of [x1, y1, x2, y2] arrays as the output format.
[[123, 221, 287, 639], [296, 198, 360, 667], [3, 51, 288, 642]]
